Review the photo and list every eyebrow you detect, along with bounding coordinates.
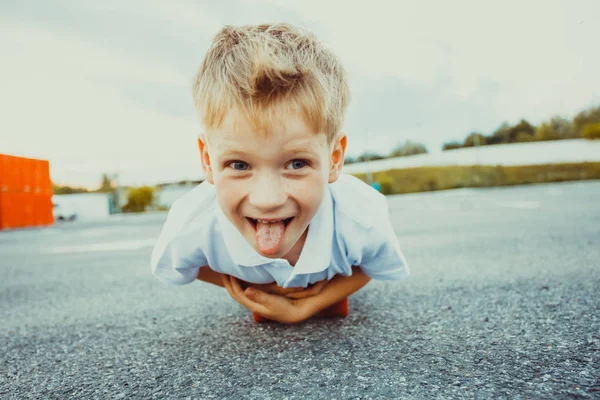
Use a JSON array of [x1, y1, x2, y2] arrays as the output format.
[[218, 149, 320, 161], [281, 139, 323, 153], [216, 136, 324, 159], [217, 149, 249, 159], [280, 149, 321, 158]]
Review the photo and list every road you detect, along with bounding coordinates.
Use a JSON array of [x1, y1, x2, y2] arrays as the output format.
[[1, 181, 599, 399]]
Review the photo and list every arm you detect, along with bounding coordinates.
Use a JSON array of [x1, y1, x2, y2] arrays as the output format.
[[222, 266, 371, 324], [196, 266, 225, 287], [298, 266, 371, 317], [197, 266, 307, 295]]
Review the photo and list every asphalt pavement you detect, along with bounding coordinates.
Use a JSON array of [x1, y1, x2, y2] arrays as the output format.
[[1, 180, 599, 399]]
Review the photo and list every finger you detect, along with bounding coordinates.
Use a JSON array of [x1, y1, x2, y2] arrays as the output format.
[[228, 275, 243, 295], [311, 280, 328, 294], [286, 280, 328, 299], [222, 275, 245, 305], [230, 276, 255, 301], [224, 276, 264, 314], [276, 287, 304, 295], [221, 274, 231, 289], [221, 274, 232, 294], [245, 287, 277, 306], [245, 288, 297, 320], [263, 283, 303, 296], [245, 289, 301, 323], [285, 290, 312, 299], [230, 277, 272, 315]]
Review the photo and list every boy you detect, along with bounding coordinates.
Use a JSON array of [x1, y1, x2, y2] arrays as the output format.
[[151, 23, 408, 324]]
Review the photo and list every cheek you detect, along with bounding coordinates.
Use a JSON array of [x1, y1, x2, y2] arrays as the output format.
[[290, 174, 327, 213], [214, 177, 238, 211]]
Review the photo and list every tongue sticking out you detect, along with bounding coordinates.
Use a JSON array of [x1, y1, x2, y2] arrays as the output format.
[[255, 221, 286, 255]]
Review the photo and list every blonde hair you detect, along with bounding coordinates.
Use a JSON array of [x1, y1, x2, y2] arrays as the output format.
[[192, 23, 350, 142]]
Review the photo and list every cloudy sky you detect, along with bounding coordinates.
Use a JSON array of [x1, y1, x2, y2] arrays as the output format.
[[1, 0, 599, 188]]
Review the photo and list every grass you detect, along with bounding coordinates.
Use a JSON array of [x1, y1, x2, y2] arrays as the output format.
[[352, 162, 600, 195]]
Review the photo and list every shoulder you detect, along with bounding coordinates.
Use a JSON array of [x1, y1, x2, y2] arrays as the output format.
[[329, 173, 389, 229], [151, 181, 218, 285], [167, 181, 217, 225], [329, 175, 408, 280]]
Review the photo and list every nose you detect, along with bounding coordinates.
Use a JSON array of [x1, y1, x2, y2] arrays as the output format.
[[248, 173, 287, 212]]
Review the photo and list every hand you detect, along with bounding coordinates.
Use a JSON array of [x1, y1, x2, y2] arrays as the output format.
[[222, 275, 314, 324], [242, 279, 329, 299], [241, 281, 305, 297], [283, 280, 329, 299]]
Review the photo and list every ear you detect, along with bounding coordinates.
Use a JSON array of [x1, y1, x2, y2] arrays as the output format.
[[328, 133, 347, 184], [197, 135, 214, 184]]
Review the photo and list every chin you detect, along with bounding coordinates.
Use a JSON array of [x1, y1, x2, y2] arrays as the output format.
[[255, 244, 289, 259]]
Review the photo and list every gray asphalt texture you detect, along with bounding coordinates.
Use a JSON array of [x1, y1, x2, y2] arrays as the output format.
[[1, 181, 599, 399]]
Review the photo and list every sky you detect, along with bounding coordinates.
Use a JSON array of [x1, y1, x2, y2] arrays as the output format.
[[1, 0, 599, 188]]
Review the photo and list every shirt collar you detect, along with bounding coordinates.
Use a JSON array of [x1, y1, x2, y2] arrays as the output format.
[[215, 189, 334, 274]]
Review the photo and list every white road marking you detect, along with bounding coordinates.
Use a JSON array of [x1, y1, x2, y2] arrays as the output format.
[[546, 188, 562, 196], [498, 201, 541, 209], [43, 239, 157, 254]]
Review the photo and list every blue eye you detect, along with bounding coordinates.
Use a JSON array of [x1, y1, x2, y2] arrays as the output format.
[[288, 160, 308, 170], [229, 161, 249, 171]]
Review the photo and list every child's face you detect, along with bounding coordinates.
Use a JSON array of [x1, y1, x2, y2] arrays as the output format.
[[199, 108, 346, 263]]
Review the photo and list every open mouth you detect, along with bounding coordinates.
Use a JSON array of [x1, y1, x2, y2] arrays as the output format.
[[247, 217, 294, 229]]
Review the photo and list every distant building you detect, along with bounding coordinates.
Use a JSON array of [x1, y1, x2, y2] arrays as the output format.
[[155, 180, 203, 209], [53, 192, 112, 221]]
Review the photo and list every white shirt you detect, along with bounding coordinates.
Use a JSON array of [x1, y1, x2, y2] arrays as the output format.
[[151, 174, 409, 288]]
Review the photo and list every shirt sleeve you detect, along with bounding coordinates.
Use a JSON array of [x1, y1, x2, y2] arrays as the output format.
[[333, 174, 409, 280], [355, 216, 409, 280], [150, 184, 214, 285]]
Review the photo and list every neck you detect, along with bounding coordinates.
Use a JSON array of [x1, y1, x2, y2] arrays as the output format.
[[283, 227, 309, 266]]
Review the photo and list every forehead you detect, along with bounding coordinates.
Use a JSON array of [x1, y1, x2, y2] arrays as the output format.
[[207, 108, 328, 151]]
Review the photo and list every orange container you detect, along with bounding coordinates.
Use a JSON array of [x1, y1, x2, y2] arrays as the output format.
[[22, 192, 35, 227], [34, 193, 54, 226], [0, 155, 54, 229], [8, 155, 24, 193], [9, 192, 25, 228], [47, 194, 54, 225], [15, 155, 25, 192], [22, 158, 35, 194], [0, 192, 18, 229], [0, 155, 5, 192], [0, 192, 7, 228], [33, 159, 52, 195], [33, 159, 41, 194], [44, 164, 52, 194], [0, 155, 44, 193], [44, 162, 53, 195], [0, 155, 14, 193]]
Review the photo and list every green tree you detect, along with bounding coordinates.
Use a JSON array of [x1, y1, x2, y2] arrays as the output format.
[[535, 122, 561, 141], [442, 141, 462, 151], [344, 156, 357, 165], [582, 123, 600, 139], [463, 132, 487, 147], [487, 120, 536, 145], [123, 186, 155, 213], [53, 185, 88, 195], [509, 119, 535, 140], [97, 173, 115, 193], [573, 106, 600, 137], [548, 116, 575, 139], [488, 122, 511, 145], [515, 131, 535, 143], [532, 116, 574, 141], [389, 140, 428, 157], [356, 152, 385, 162]]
